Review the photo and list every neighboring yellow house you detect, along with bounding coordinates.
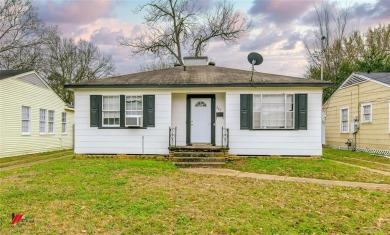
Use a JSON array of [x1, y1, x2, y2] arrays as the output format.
[[323, 72, 390, 154], [0, 70, 74, 158]]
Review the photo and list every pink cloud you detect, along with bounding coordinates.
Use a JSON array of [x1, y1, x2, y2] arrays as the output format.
[[37, 0, 114, 24], [249, 0, 313, 24]]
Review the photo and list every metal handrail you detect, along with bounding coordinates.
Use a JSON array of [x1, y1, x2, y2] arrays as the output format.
[[222, 127, 229, 147], [169, 126, 177, 147]]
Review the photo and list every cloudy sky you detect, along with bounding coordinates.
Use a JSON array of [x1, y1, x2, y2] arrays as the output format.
[[34, 0, 390, 78]]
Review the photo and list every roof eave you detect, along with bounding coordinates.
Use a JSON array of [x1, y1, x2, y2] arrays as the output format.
[[65, 82, 332, 89]]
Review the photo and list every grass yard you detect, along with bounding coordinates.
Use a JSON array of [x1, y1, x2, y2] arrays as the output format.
[[323, 148, 390, 172], [0, 157, 389, 234], [226, 149, 390, 184], [0, 150, 74, 168]]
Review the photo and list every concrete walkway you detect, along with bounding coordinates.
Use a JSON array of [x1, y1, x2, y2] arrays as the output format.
[[181, 168, 390, 190], [0, 155, 73, 172], [328, 159, 390, 176]]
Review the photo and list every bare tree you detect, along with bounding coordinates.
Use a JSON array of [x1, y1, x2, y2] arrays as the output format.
[[303, 0, 352, 101], [190, 1, 249, 56], [303, 0, 350, 73], [139, 60, 175, 72], [0, 0, 57, 70], [118, 0, 251, 65], [43, 37, 116, 104]]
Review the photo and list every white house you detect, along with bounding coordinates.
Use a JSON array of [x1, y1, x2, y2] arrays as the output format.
[[0, 70, 74, 158], [65, 57, 330, 157]]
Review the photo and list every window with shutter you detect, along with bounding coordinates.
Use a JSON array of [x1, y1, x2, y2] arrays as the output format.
[[90, 95, 101, 127], [295, 94, 308, 130], [240, 94, 252, 129], [143, 95, 155, 127], [240, 93, 308, 130]]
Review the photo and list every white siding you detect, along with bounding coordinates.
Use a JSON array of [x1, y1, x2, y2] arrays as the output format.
[[226, 88, 323, 156], [171, 94, 187, 146], [74, 90, 171, 155], [74, 87, 323, 156]]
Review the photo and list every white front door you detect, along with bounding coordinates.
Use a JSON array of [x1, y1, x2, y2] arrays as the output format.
[[191, 98, 211, 143]]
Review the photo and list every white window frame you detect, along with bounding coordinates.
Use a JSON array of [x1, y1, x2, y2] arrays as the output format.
[[62, 112, 67, 134], [361, 102, 372, 123], [48, 110, 55, 134], [39, 109, 47, 134], [125, 95, 143, 126], [102, 96, 120, 127], [21, 106, 31, 135], [340, 107, 349, 133], [252, 94, 295, 129]]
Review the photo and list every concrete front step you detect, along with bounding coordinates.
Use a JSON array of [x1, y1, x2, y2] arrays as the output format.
[[170, 157, 226, 162], [173, 162, 226, 168], [170, 151, 227, 158]]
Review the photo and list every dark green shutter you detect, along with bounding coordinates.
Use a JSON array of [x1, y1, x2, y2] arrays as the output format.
[[90, 95, 102, 127], [143, 95, 155, 127], [240, 94, 252, 130], [295, 94, 308, 130], [120, 95, 125, 128]]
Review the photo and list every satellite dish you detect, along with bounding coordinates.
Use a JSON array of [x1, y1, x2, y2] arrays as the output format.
[[247, 52, 263, 81], [247, 52, 263, 65]]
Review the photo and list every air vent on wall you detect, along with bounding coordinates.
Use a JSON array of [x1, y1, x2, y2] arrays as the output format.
[[340, 75, 367, 90]]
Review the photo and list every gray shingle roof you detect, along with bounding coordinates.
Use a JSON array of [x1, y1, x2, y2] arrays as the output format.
[[355, 72, 390, 86], [65, 65, 331, 88], [0, 70, 29, 80]]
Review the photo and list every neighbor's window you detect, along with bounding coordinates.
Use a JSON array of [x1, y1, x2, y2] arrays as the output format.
[[62, 112, 67, 134], [21, 106, 31, 134], [361, 103, 372, 123], [48, 110, 55, 134], [39, 109, 47, 134], [102, 96, 120, 126], [253, 94, 294, 129], [340, 108, 349, 133]]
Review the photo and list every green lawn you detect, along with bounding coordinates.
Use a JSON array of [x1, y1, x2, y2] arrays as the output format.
[[225, 155, 390, 184], [323, 148, 390, 172], [1, 157, 389, 234], [0, 149, 73, 168]]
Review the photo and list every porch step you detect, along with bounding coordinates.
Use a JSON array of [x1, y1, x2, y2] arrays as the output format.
[[169, 146, 229, 153], [170, 151, 227, 158], [169, 145, 229, 168], [173, 162, 226, 168], [170, 157, 226, 162]]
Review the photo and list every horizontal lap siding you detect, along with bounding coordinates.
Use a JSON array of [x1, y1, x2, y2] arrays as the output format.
[[226, 88, 323, 156], [171, 94, 186, 146], [0, 77, 74, 158], [74, 90, 171, 154], [324, 81, 390, 150]]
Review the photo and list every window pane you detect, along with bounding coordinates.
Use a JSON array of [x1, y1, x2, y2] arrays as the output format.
[[253, 112, 261, 129], [102, 96, 120, 126], [126, 96, 143, 113], [253, 94, 294, 129], [22, 106, 31, 133], [40, 109, 46, 133], [286, 112, 294, 128]]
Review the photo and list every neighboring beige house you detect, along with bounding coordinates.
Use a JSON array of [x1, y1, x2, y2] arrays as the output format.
[[0, 70, 74, 158], [323, 72, 390, 154]]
